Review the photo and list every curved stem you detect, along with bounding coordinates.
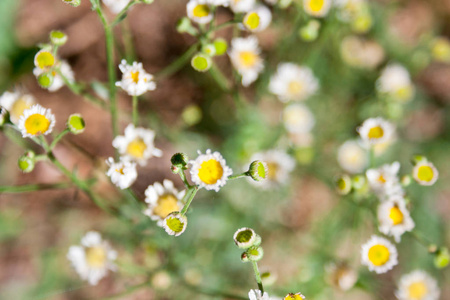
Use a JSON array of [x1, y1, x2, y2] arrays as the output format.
[[251, 261, 264, 294], [50, 128, 70, 150], [180, 186, 199, 215]]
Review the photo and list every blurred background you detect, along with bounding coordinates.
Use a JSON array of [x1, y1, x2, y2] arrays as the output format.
[[0, 0, 449, 299]]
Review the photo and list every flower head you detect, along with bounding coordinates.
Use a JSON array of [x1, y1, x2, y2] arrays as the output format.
[[303, 0, 332, 17], [282, 103, 315, 134], [233, 227, 259, 249], [361, 235, 398, 274], [378, 196, 415, 243], [366, 161, 403, 200], [116, 60, 156, 96], [242, 5, 272, 32], [187, 0, 214, 24], [106, 157, 137, 189], [67, 231, 117, 285], [34, 50, 55, 70], [337, 140, 368, 174], [357, 117, 395, 145], [376, 64, 414, 103], [144, 180, 185, 226], [269, 63, 319, 102], [189, 149, 232, 192], [396, 270, 440, 300], [0, 91, 35, 124], [163, 212, 188, 236], [112, 124, 162, 166], [33, 60, 75, 92], [229, 36, 264, 87], [283, 293, 305, 300], [18, 104, 56, 138], [230, 0, 255, 13], [412, 161, 438, 186]]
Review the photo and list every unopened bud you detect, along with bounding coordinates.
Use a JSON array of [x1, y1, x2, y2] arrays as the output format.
[[0, 106, 10, 127], [50, 30, 68, 46], [434, 247, 449, 269], [171, 153, 189, 168], [37, 73, 54, 88], [248, 160, 268, 182], [67, 114, 86, 134], [299, 20, 320, 42], [202, 44, 216, 56], [247, 246, 264, 262], [18, 151, 36, 173], [191, 53, 212, 72], [213, 38, 228, 56], [335, 175, 352, 195]]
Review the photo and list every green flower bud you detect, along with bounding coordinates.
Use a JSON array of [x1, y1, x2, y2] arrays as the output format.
[[434, 247, 449, 269], [246, 246, 264, 262], [176, 17, 197, 36], [233, 227, 258, 249], [411, 155, 427, 165], [67, 114, 86, 134], [299, 20, 320, 42], [336, 174, 352, 195], [191, 54, 212, 72], [351, 13, 372, 34], [213, 38, 228, 56], [50, 30, 68, 46], [202, 44, 216, 57], [248, 160, 268, 182], [163, 212, 188, 236], [37, 73, 54, 89], [171, 153, 189, 167], [62, 0, 81, 7], [18, 151, 36, 173], [0, 106, 10, 127]]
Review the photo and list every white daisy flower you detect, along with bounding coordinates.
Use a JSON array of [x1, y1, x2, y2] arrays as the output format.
[[376, 64, 415, 103], [366, 161, 403, 199], [34, 49, 55, 70], [269, 63, 319, 102], [283, 293, 306, 300], [0, 91, 35, 124], [378, 196, 415, 243], [283, 103, 315, 134], [105, 157, 137, 189], [102, 0, 131, 14], [303, 0, 332, 17], [337, 140, 368, 174], [115, 60, 156, 96], [112, 124, 162, 166], [144, 179, 186, 227], [357, 117, 395, 145], [242, 5, 272, 32], [33, 60, 75, 92], [230, 0, 255, 13], [229, 36, 264, 87], [249, 289, 270, 300], [361, 235, 398, 274], [412, 161, 438, 186], [248, 150, 295, 189], [189, 149, 233, 192], [186, 0, 214, 24], [396, 270, 440, 300], [67, 231, 117, 285], [18, 104, 56, 138], [163, 212, 188, 236]]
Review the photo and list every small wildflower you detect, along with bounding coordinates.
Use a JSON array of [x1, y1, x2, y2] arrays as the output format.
[[116, 60, 156, 96], [34, 50, 55, 70], [361, 235, 398, 274], [335, 174, 352, 195], [189, 149, 233, 192], [395, 270, 440, 300], [186, 0, 214, 24], [0, 92, 35, 124], [376, 64, 415, 103], [67, 114, 86, 134], [230, 0, 255, 13], [50, 30, 68, 46], [34, 60, 75, 92], [67, 231, 117, 285], [340, 36, 385, 69], [144, 180, 185, 227], [366, 161, 403, 200], [377, 196, 415, 243], [102, 0, 131, 14], [412, 160, 438, 186], [163, 212, 188, 236], [112, 124, 162, 166], [357, 117, 395, 145], [151, 271, 172, 290], [248, 160, 269, 182], [18, 104, 56, 138], [303, 0, 332, 18], [283, 293, 305, 300], [105, 157, 137, 189], [242, 5, 272, 32], [229, 36, 264, 87], [337, 140, 368, 174], [202, 44, 217, 56], [248, 150, 295, 189], [248, 289, 270, 300], [191, 53, 212, 72], [233, 227, 258, 249], [282, 103, 315, 134], [269, 63, 319, 102]]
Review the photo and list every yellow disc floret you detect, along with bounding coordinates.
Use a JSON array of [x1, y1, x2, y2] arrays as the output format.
[[198, 159, 224, 185], [153, 194, 181, 219], [308, 0, 325, 13], [193, 4, 210, 18], [126, 138, 147, 159], [368, 126, 384, 139], [244, 12, 261, 30], [130, 71, 140, 84], [85, 247, 107, 268], [368, 244, 390, 266], [389, 205, 404, 225], [239, 51, 258, 68], [35, 51, 55, 69], [416, 165, 434, 182], [408, 281, 428, 300], [24, 114, 51, 136]]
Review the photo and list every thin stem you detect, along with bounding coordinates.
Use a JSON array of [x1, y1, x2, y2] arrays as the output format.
[[132, 95, 138, 126], [178, 169, 192, 189], [155, 43, 199, 79], [0, 182, 72, 193], [409, 231, 432, 248], [39, 135, 50, 153], [228, 172, 249, 180], [251, 261, 264, 294], [209, 64, 231, 92], [180, 186, 199, 215], [111, 0, 138, 27], [206, 19, 240, 34], [50, 128, 70, 150]]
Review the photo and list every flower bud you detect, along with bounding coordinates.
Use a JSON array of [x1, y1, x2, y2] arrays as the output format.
[[171, 165, 180, 174], [299, 20, 320, 42], [18, 151, 36, 173], [0, 106, 10, 127], [411, 155, 427, 165], [191, 53, 212, 72], [246, 246, 264, 262], [202, 44, 216, 56], [163, 212, 188, 236], [171, 153, 189, 168], [335, 174, 352, 195], [50, 30, 68, 46], [67, 114, 86, 134], [241, 252, 250, 263], [151, 271, 171, 290], [248, 160, 268, 182], [434, 247, 449, 269], [233, 227, 258, 249], [37, 73, 54, 89], [62, 0, 81, 7], [351, 13, 372, 34], [431, 37, 450, 63], [176, 17, 197, 36], [213, 38, 228, 56]]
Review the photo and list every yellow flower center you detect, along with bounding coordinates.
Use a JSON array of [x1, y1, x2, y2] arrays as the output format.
[[368, 244, 390, 266], [408, 281, 428, 300], [35, 51, 55, 69], [288, 81, 303, 96], [11, 98, 32, 121], [244, 12, 260, 30], [416, 165, 434, 182], [239, 51, 258, 68], [389, 205, 404, 225], [115, 167, 124, 175], [266, 162, 279, 180], [284, 294, 303, 300], [193, 4, 210, 18], [85, 246, 107, 268], [24, 114, 51, 136], [308, 0, 325, 13], [367, 126, 384, 139], [153, 194, 181, 219], [130, 71, 140, 83], [198, 159, 224, 185], [394, 86, 413, 102], [126, 138, 147, 159], [378, 174, 386, 183]]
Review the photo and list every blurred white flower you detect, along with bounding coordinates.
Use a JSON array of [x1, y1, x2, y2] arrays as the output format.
[[229, 36, 264, 87]]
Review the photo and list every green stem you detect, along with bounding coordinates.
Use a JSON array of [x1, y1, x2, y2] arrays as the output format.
[[409, 231, 431, 248], [111, 0, 138, 27], [228, 172, 249, 180], [39, 135, 50, 153], [206, 19, 240, 34], [50, 129, 70, 150], [209, 64, 231, 92], [180, 186, 199, 215], [155, 43, 199, 79], [251, 261, 264, 294], [0, 182, 72, 193], [132, 95, 138, 126], [178, 169, 192, 189]]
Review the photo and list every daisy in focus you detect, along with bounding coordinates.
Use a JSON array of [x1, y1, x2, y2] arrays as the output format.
[[242, 5, 272, 32], [357, 117, 395, 145], [361, 235, 398, 274], [366, 161, 403, 199], [248, 150, 295, 189], [112, 124, 162, 166], [18, 104, 56, 138], [412, 160, 438, 186], [189, 149, 233, 192], [337, 140, 368, 174], [303, 0, 332, 18], [106, 157, 137, 189], [144, 179, 185, 227], [395, 270, 440, 300], [269, 63, 319, 102], [0, 91, 35, 124], [33, 60, 75, 92], [67, 231, 117, 285], [229, 36, 264, 87], [102, 0, 131, 14], [376, 64, 415, 103], [377, 196, 415, 242], [116, 60, 156, 96]]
